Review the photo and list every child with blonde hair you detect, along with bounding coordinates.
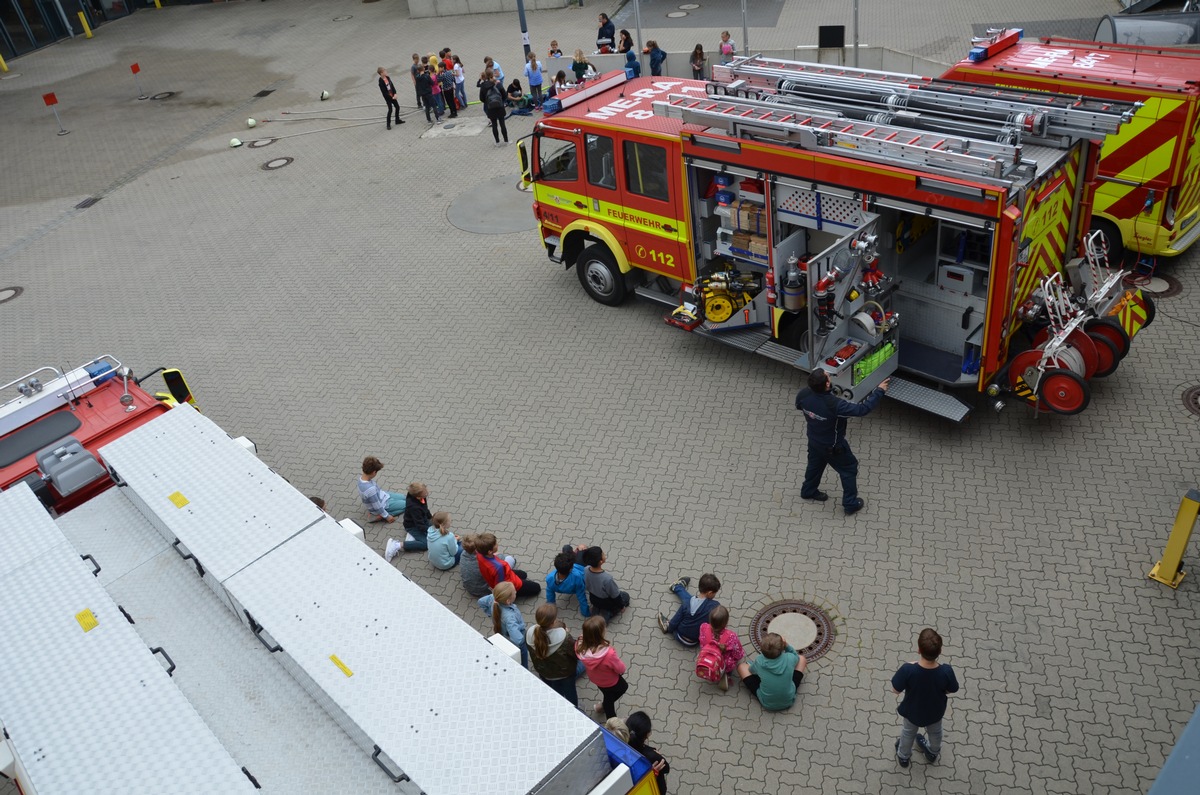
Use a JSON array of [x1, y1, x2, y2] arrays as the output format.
[[577, 616, 628, 719], [426, 512, 462, 570], [479, 581, 528, 667]]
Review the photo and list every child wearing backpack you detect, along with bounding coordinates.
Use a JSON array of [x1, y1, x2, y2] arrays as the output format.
[[478, 69, 508, 146], [696, 606, 744, 691]]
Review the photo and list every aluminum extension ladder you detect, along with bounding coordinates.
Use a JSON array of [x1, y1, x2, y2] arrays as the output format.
[[711, 55, 1139, 140], [654, 91, 1026, 184]]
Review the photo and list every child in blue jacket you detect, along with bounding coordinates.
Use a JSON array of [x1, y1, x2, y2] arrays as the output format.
[[545, 550, 591, 617], [657, 573, 721, 646], [479, 582, 528, 668]]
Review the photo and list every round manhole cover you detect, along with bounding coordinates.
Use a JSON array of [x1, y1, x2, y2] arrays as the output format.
[[261, 157, 294, 171], [679, 3, 701, 8], [667, 11, 688, 17], [333, 15, 353, 21], [1184, 385, 1200, 417], [1139, 273, 1183, 299], [149, 91, 176, 101], [750, 599, 837, 661], [248, 138, 276, 148], [447, 174, 538, 234], [0, 286, 23, 304]]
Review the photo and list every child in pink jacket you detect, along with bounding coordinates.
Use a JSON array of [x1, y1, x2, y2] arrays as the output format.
[[576, 616, 628, 719], [698, 606, 744, 691]]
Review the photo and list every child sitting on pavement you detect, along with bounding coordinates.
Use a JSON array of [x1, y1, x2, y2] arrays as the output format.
[[583, 546, 630, 621], [477, 532, 541, 598], [697, 605, 744, 691], [479, 581, 528, 668], [459, 535, 491, 596], [658, 573, 721, 646], [736, 632, 807, 711], [545, 550, 591, 617], [426, 511, 462, 570]]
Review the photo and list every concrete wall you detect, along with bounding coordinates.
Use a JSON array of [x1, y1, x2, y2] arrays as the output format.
[[409, 0, 569, 18], [573, 45, 947, 80]]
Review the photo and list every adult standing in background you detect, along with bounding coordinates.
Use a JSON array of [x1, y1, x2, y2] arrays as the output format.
[[377, 67, 404, 129], [596, 13, 615, 52]]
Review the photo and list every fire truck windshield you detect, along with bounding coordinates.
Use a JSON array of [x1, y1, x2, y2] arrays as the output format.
[[539, 136, 578, 182]]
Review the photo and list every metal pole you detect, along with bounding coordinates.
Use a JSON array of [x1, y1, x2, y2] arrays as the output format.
[[634, 0, 643, 63], [516, 0, 531, 57], [853, 0, 859, 67], [51, 106, 69, 136], [741, 0, 749, 56]]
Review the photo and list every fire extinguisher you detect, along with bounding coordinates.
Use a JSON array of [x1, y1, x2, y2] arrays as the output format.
[[765, 259, 777, 306]]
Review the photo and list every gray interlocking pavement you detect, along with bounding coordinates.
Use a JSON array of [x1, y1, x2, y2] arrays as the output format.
[[2, 2, 1199, 794]]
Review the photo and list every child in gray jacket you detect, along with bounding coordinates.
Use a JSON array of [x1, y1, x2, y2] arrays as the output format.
[[583, 546, 631, 621]]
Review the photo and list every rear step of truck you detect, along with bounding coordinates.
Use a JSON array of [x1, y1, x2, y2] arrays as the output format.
[[665, 319, 973, 422]]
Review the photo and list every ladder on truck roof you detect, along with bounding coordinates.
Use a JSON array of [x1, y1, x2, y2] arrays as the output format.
[[711, 55, 1138, 141], [654, 91, 1030, 185]]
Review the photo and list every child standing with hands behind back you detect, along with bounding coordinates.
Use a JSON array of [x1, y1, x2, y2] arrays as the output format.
[[577, 616, 628, 719]]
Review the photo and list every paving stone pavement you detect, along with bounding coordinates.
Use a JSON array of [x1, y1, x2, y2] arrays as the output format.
[[2, 2, 1199, 794]]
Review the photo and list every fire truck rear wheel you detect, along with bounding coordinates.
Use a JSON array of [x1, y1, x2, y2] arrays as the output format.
[[1084, 318, 1130, 359], [1139, 293, 1156, 328], [1087, 332, 1120, 378], [1038, 368, 1091, 415], [576, 244, 627, 306], [1089, 218, 1124, 266]]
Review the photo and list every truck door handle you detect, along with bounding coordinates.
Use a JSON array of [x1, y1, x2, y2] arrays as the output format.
[[663, 223, 676, 233], [573, 200, 586, 209]]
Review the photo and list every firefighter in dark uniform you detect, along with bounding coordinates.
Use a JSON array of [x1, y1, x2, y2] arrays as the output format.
[[795, 369, 890, 515]]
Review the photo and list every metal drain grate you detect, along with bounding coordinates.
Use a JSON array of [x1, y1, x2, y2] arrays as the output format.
[[0, 286, 24, 305], [254, 89, 275, 98], [1139, 273, 1184, 299], [75, 197, 101, 209], [1185, 386, 1200, 417], [749, 599, 837, 661]]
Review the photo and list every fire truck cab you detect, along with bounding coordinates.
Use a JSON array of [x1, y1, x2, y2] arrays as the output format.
[[943, 29, 1200, 259], [525, 56, 1154, 420]]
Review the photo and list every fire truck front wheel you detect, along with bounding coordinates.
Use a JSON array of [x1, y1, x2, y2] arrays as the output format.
[[577, 244, 627, 306], [1089, 218, 1124, 265]]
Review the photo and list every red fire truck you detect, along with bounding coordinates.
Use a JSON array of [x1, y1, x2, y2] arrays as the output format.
[[521, 57, 1155, 420], [942, 29, 1200, 260]]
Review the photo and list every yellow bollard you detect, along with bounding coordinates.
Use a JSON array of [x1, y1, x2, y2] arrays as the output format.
[[153, 0, 161, 7], [77, 11, 92, 39], [1149, 488, 1200, 588], [0, 53, 8, 73]]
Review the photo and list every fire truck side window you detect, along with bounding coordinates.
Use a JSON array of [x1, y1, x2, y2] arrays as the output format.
[[539, 137, 578, 182], [586, 134, 616, 190], [623, 141, 668, 202]]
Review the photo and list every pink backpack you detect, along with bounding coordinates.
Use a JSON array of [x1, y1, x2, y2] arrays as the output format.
[[695, 644, 724, 683]]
